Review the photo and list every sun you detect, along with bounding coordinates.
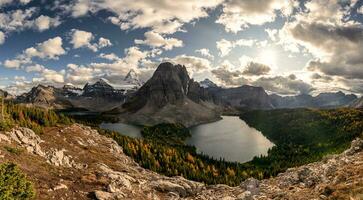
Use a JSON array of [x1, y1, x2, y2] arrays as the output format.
[[258, 49, 277, 68]]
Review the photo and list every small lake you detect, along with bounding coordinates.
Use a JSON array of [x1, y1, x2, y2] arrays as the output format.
[[100, 116, 274, 163]]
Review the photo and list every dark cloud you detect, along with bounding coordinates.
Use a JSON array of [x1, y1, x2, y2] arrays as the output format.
[[288, 22, 363, 80], [211, 67, 249, 86], [242, 62, 271, 76], [253, 75, 314, 95]]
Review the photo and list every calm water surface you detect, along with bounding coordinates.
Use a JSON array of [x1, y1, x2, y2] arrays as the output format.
[[100, 116, 274, 163]]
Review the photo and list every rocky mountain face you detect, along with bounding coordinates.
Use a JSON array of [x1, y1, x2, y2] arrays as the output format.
[[0, 89, 13, 99], [16, 85, 73, 109], [207, 85, 273, 110], [0, 124, 361, 199], [123, 69, 143, 88], [114, 62, 220, 127], [199, 78, 218, 88], [16, 79, 134, 111], [67, 79, 128, 112], [270, 91, 357, 108], [350, 97, 363, 108]]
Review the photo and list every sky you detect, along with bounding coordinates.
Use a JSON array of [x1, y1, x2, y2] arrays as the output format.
[[0, 0, 363, 96]]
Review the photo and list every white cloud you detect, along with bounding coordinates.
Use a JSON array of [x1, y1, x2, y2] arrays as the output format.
[[358, 5, 363, 14], [40, 68, 65, 84], [70, 29, 112, 52], [34, 15, 61, 32], [98, 53, 120, 61], [166, 54, 212, 73], [195, 48, 214, 60], [25, 64, 45, 72], [216, 0, 295, 33], [19, 0, 31, 4], [24, 36, 66, 60], [14, 75, 26, 81], [0, 8, 36, 32], [135, 31, 183, 50], [0, 31, 5, 45], [98, 37, 112, 48], [71, 0, 91, 17], [216, 38, 256, 57], [70, 0, 223, 34], [265, 28, 278, 41], [70, 29, 96, 51], [4, 59, 22, 69], [0, 0, 32, 7]]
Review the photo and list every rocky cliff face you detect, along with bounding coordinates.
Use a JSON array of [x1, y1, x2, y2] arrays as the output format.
[[16, 85, 73, 109], [116, 62, 220, 127], [0, 125, 361, 199], [199, 79, 218, 88], [206, 85, 273, 110], [16, 79, 132, 112], [350, 97, 363, 108], [0, 89, 13, 99], [123, 69, 143, 88]]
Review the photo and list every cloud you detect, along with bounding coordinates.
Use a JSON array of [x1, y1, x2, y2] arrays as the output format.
[[358, 5, 363, 14], [70, 29, 96, 51], [216, 38, 256, 57], [34, 15, 61, 32], [24, 36, 66, 60], [216, 0, 294, 33], [254, 75, 314, 95], [71, 0, 91, 17], [38, 68, 65, 84], [0, 0, 12, 7], [242, 62, 271, 76], [70, 0, 223, 34], [195, 48, 214, 60], [98, 37, 112, 48], [14, 75, 26, 81], [211, 60, 249, 86], [70, 29, 112, 52], [0, 0, 32, 7], [278, 1, 363, 81], [4, 59, 24, 69], [66, 63, 101, 85], [25, 64, 45, 72], [98, 53, 120, 61], [135, 31, 183, 50], [0, 8, 36, 32], [0, 31, 5, 44], [166, 54, 212, 73]]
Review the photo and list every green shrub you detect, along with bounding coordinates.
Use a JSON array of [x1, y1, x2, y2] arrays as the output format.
[[0, 163, 35, 199], [4, 146, 23, 155]]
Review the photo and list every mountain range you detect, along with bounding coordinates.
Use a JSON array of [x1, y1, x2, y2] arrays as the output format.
[[15, 70, 141, 111], [5, 62, 362, 126]]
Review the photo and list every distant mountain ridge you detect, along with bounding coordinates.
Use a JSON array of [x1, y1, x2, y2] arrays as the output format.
[[15, 70, 141, 111], [269, 91, 357, 108]]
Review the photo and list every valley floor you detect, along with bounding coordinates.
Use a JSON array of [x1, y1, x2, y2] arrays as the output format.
[[0, 124, 362, 200]]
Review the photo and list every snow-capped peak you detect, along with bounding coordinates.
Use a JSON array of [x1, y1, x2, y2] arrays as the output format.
[[124, 69, 143, 87], [199, 78, 218, 88]]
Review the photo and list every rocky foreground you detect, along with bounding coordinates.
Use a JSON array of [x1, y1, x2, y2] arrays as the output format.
[[0, 124, 362, 200]]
